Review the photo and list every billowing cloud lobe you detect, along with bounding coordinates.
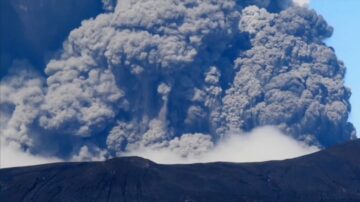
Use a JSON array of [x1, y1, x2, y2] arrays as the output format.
[[0, 0, 355, 165]]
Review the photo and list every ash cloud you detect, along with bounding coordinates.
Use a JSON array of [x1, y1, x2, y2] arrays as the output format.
[[0, 0, 355, 166]]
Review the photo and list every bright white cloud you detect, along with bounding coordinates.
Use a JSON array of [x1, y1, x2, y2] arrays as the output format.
[[0, 143, 61, 169], [293, 0, 310, 6], [124, 126, 319, 164], [0, 126, 319, 168]]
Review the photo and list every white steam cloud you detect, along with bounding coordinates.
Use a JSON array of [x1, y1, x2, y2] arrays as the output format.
[[0, 143, 61, 169], [125, 126, 319, 164], [1, 126, 318, 168], [293, 0, 310, 6]]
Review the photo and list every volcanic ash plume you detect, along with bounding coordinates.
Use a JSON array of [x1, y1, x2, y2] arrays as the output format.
[[0, 0, 355, 163]]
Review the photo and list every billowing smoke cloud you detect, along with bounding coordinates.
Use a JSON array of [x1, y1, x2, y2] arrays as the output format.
[[0, 62, 44, 149], [0, 0, 355, 166], [102, 0, 117, 11]]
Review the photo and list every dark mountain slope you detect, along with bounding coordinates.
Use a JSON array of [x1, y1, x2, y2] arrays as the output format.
[[1, 139, 360, 202]]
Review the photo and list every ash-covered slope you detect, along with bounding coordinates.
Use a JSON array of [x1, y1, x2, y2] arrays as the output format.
[[1, 139, 360, 202]]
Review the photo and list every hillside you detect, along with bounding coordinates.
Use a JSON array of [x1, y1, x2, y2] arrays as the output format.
[[1, 140, 360, 202]]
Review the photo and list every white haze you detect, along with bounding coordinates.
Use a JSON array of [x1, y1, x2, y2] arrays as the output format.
[[293, 0, 310, 6], [0, 143, 61, 169], [124, 126, 319, 164], [1, 126, 318, 168]]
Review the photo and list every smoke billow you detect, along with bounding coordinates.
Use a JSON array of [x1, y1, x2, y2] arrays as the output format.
[[0, 0, 356, 166]]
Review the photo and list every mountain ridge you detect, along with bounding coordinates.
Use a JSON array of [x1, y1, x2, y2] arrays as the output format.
[[1, 139, 360, 202]]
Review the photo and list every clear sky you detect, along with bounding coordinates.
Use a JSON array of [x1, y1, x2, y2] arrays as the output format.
[[311, 0, 360, 136]]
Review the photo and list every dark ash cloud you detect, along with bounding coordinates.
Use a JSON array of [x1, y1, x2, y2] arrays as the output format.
[[0, 0, 355, 162]]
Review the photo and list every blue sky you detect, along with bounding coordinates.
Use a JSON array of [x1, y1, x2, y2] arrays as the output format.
[[311, 0, 360, 136]]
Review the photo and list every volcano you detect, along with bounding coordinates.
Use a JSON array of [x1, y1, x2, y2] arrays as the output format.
[[1, 139, 360, 202]]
